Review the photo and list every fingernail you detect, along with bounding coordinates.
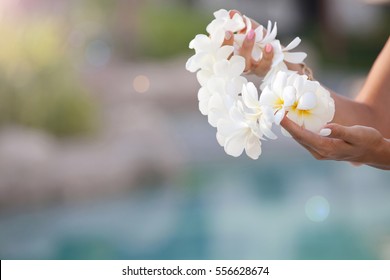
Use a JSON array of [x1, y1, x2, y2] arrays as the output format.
[[265, 43, 272, 53], [319, 128, 331, 137], [246, 29, 255, 40], [225, 31, 232, 40]]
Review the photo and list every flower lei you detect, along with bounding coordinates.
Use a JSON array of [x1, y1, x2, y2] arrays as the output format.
[[186, 9, 335, 159]]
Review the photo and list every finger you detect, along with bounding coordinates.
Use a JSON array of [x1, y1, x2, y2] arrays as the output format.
[[229, 10, 241, 18], [300, 143, 325, 160], [254, 43, 274, 76], [239, 29, 255, 72], [280, 116, 326, 148], [325, 123, 356, 144], [222, 31, 234, 46]]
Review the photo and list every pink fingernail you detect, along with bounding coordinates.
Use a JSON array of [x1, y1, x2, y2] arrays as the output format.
[[265, 44, 272, 53], [246, 29, 255, 40]]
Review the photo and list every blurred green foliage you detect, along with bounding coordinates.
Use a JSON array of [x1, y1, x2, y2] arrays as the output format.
[[0, 19, 98, 137], [137, 5, 210, 59]]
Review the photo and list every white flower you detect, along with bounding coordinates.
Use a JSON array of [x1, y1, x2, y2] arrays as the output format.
[[197, 55, 247, 118], [241, 82, 277, 140], [235, 20, 306, 66], [217, 100, 263, 159], [212, 55, 247, 95], [206, 9, 245, 36], [260, 71, 335, 133], [185, 33, 230, 73]]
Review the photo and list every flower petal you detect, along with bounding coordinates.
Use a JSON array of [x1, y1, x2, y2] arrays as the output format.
[[229, 55, 246, 77], [242, 82, 259, 109], [297, 91, 317, 110], [283, 37, 301, 51], [283, 52, 307, 64], [245, 134, 262, 159], [224, 131, 247, 157], [282, 86, 297, 107], [274, 108, 285, 125]]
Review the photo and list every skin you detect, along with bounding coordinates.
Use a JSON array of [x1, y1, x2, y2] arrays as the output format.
[[229, 10, 390, 170]]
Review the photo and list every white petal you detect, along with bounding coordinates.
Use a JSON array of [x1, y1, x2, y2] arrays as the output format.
[[260, 120, 277, 140], [245, 134, 262, 159], [242, 82, 259, 109], [214, 9, 228, 19], [297, 91, 317, 110], [185, 55, 199, 72], [254, 25, 264, 41], [213, 60, 229, 76], [303, 115, 325, 132], [189, 34, 210, 51], [227, 76, 247, 96], [210, 29, 225, 47], [196, 70, 212, 86], [207, 77, 225, 94], [272, 51, 285, 67], [282, 86, 297, 107], [216, 132, 226, 146], [274, 108, 285, 125], [229, 103, 246, 123], [283, 52, 307, 64], [216, 45, 234, 60], [198, 100, 208, 115], [283, 37, 301, 51], [273, 71, 288, 94], [217, 118, 239, 138], [229, 55, 245, 77], [224, 131, 246, 157], [251, 46, 263, 61], [259, 86, 279, 107], [267, 22, 277, 41]]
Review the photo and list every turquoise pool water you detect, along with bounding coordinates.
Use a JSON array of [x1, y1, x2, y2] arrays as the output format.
[[1, 156, 389, 260]]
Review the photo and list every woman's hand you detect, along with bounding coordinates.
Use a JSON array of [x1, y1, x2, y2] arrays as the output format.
[[224, 10, 274, 77], [280, 116, 390, 170]]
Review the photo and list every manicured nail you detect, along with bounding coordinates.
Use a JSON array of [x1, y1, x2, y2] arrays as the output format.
[[225, 31, 232, 40], [247, 29, 255, 40], [319, 128, 331, 137], [265, 43, 272, 53]]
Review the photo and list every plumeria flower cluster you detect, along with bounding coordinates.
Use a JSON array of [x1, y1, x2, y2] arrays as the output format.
[[186, 9, 335, 159]]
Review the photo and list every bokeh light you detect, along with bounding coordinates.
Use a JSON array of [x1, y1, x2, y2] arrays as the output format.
[[133, 75, 150, 93], [305, 195, 330, 222]]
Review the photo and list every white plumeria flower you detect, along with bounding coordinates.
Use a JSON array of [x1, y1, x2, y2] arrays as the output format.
[[185, 31, 229, 73], [260, 71, 335, 133], [241, 82, 277, 139], [198, 55, 247, 118], [217, 100, 263, 159], [235, 20, 306, 66], [208, 86, 235, 127], [206, 9, 246, 36], [212, 55, 247, 95], [195, 45, 235, 86]]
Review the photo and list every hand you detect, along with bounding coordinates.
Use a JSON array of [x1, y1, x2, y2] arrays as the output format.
[[280, 116, 390, 170], [223, 10, 274, 77]]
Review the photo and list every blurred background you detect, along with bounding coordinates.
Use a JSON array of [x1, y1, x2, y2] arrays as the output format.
[[0, 0, 389, 260]]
